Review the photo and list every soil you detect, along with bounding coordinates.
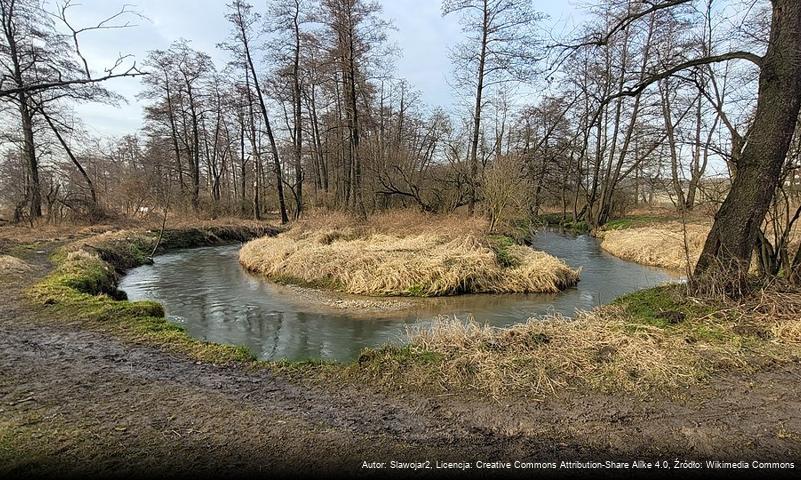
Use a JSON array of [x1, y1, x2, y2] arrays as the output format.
[[1, 233, 800, 478]]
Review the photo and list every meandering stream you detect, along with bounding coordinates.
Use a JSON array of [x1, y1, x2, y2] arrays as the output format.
[[119, 229, 678, 361]]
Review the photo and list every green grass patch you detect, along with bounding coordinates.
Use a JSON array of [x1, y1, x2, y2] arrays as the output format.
[[270, 273, 344, 292], [406, 284, 428, 297], [358, 344, 443, 371], [613, 285, 717, 326], [604, 215, 679, 231], [488, 235, 519, 268], [5, 242, 44, 259]]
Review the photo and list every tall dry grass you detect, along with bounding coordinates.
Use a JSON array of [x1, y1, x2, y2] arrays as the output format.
[[600, 223, 710, 271], [399, 311, 734, 398], [289, 209, 488, 239], [601, 220, 801, 273], [354, 285, 801, 398], [240, 210, 579, 296]]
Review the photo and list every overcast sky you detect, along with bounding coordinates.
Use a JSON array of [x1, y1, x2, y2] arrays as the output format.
[[69, 0, 582, 138]]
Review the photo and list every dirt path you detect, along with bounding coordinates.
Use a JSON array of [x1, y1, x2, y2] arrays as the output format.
[[1, 248, 800, 477]]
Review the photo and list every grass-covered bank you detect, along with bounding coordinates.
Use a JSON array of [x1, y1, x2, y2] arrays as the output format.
[[600, 221, 710, 271], [345, 284, 801, 398], [26, 223, 278, 365], [9, 216, 800, 404], [239, 211, 580, 296], [598, 212, 801, 272]]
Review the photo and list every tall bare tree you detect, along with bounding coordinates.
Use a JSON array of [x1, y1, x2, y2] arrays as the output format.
[[0, 0, 141, 219], [225, 0, 289, 224], [443, 0, 542, 215]]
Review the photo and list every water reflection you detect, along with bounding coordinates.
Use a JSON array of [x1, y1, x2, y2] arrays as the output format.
[[119, 231, 678, 362]]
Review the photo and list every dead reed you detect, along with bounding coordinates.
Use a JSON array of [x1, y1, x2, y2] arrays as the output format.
[[600, 223, 710, 271], [239, 211, 580, 296]]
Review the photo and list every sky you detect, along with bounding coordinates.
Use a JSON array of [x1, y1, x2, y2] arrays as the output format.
[[68, 0, 583, 138]]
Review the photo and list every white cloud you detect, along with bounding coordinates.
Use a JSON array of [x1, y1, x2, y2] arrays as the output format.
[[68, 0, 581, 137]]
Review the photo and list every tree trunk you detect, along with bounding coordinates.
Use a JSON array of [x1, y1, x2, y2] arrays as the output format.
[[40, 109, 97, 207], [694, 0, 801, 290], [239, 17, 288, 224], [467, 1, 489, 216], [4, 5, 42, 219], [291, 7, 304, 219], [20, 98, 41, 219]]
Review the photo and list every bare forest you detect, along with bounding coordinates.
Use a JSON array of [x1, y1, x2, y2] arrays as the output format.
[[2, 1, 801, 475]]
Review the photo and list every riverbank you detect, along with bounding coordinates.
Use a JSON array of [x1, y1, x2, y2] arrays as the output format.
[[600, 222, 708, 272], [20, 222, 280, 365], [239, 211, 580, 296], [344, 284, 801, 398], [2, 218, 801, 475], [597, 213, 800, 273]]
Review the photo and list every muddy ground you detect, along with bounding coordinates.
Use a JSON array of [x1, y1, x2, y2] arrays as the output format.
[[1, 235, 800, 478]]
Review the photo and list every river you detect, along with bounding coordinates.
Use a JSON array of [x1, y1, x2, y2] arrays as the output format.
[[119, 229, 677, 361]]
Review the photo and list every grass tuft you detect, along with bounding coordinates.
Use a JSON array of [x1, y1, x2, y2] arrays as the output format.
[[240, 213, 580, 297]]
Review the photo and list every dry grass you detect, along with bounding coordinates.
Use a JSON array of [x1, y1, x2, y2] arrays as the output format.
[[352, 285, 801, 399], [289, 209, 488, 239], [600, 212, 801, 272], [399, 311, 734, 398], [240, 211, 579, 296], [600, 223, 710, 271], [0, 255, 32, 274], [0, 217, 273, 247], [774, 321, 801, 345], [737, 288, 801, 346]]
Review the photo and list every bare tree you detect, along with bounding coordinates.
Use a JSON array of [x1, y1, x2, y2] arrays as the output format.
[[0, 0, 142, 219], [225, 0, 289, 224], [443, 0, 543, 215], [268, 0, 310, 218]]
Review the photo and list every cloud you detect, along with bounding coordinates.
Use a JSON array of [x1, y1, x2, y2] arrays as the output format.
[[67, 0, 580, 137]]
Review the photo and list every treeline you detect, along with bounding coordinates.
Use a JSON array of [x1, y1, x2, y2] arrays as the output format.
[[1, 0, 800, 287]]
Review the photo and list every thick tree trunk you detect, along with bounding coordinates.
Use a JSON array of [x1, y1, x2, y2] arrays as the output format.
[[20, 98, 41, 219], [694, 0, 801, 289]]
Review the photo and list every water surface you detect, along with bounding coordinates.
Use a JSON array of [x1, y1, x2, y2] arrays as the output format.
[[119, 230, 677, 361]]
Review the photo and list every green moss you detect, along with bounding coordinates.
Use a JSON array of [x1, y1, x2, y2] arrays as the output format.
[[488, 235, 519, 268]]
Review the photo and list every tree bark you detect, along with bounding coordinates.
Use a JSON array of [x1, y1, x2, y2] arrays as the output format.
[[467, 0, 489, 216], [291, 2, 304, 218], [694, 0, 801, 289]]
